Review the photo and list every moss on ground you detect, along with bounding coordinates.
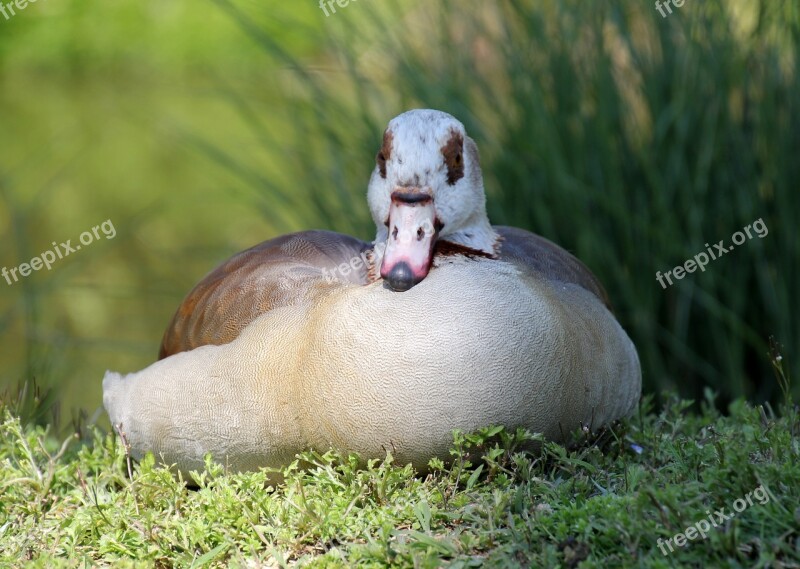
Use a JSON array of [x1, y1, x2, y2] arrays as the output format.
[[1, 393, 798, 568]]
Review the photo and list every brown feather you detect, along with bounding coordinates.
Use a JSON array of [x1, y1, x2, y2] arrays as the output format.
[[158, 231, 370, 359], [494, 226, 611, 309]]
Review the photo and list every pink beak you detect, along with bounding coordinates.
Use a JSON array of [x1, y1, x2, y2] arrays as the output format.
[[380, 190, 438, 291]]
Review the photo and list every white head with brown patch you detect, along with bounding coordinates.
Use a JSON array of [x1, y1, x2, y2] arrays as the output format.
[[368, 109, 500, 291]]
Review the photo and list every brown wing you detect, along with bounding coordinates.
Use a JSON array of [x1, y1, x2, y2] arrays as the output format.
[[158, 230, 371, 359], [495, 226, 611, 309]]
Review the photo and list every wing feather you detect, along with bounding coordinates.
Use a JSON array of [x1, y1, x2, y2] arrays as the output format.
[[158, 230, 371, 359]]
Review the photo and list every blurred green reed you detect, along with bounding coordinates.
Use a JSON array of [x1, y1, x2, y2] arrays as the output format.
[[206, 0, 799, 406]]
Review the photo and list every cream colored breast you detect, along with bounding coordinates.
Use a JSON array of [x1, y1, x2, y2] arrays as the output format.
[[103, 257, 640, 476], [296, 257, 639, 465]]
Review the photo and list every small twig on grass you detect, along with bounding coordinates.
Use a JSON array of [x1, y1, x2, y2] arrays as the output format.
[[40, 432, 78, 498], [768, 337, 797, 462], [16, 427, 43, 482], [77, 466, 111, 527], [113, 422, 140, 515], [113, 422, 135, 481]]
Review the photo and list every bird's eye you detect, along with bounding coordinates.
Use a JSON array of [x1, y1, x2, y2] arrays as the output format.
[[441, 130, 465, 186], [377, 130, 393, 179]]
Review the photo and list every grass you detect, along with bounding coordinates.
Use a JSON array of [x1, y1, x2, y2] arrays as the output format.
[[1, 383, 798, 568]]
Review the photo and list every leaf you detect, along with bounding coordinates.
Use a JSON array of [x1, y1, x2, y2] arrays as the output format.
[[466, 464, 484, 490], [191, 543, 229, 568], [405, 530, 458, 556], [414, 499, 432, 533]]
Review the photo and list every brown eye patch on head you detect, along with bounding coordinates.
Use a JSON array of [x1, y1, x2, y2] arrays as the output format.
[[441, 129, 464, 186], [376, 130, 393, 179]]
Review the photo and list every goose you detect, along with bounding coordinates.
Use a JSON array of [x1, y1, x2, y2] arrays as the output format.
[[103, 109, 641, 478]]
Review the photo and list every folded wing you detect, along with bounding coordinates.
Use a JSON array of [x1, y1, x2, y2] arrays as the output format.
[[158, 230, 371, 359], [495, 226, 610, 309]]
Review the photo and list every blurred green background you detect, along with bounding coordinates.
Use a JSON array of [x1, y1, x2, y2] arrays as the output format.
[[0, 0, 797, 429]]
